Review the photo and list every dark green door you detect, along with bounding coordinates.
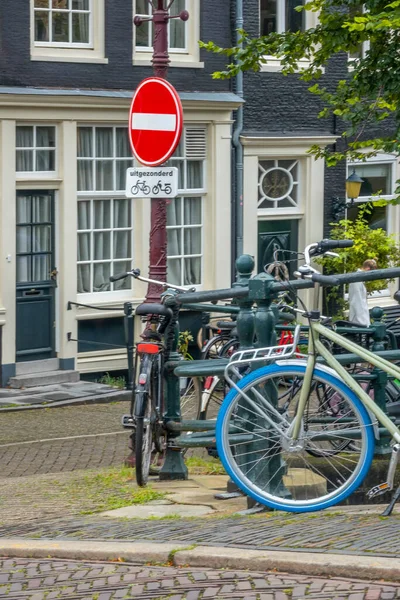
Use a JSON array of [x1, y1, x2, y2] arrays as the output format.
[[258, 219, 299, 277], [16, 191, 56, 362]]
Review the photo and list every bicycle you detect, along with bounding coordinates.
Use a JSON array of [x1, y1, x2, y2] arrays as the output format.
[[152, 181, 172, 195], [131, 180, 151, 196], [215, 238, 400, 514], [110, 268, 196, 486]]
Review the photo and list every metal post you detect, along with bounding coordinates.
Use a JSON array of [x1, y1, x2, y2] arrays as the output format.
[[160, 300, 188, 480], [134, 2, 189, 303], [123, 302, 134, 390], [370, 307, 392, 454]]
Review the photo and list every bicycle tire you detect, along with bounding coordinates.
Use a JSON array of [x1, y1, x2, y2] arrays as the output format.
[[216, 361, 374, 512], [135, 353, 156, 486], [180, 376, 202, 420]]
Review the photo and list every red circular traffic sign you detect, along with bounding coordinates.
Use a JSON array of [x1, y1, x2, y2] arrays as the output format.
[[129, 77, 183, 167]]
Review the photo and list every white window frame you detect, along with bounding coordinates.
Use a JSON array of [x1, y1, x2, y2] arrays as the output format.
[[77, 125, 134, 301], [346, 154, 397, 300], [166, 126, 207, 289], [348, 5, 370, 68], [259, 0, 318, 72], [257, 156, 304, 218], [132, 0, 203, 68], [30, 0, 107, 64], [16, 124, 57, 179]]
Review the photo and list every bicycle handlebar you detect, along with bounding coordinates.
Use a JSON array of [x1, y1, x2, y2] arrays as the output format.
[[312, 267, 400, 286], [317, 239, 354, 251]]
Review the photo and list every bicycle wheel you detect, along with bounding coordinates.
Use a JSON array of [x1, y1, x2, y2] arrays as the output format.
[[201, 334, 229, 360], [180, 376, 202, 420], [135, 353, 156, 486], [216, 362, 375, 512]]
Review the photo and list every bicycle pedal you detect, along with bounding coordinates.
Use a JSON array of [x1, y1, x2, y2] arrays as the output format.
[[367, 482, 391, 499], [121, 414, 135, 429]]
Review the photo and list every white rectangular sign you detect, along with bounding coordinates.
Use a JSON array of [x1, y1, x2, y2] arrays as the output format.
[[125, 167, 178, 198]]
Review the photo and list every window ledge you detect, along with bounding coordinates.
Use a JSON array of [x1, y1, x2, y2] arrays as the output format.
[[133, 58, 204, 69], [259, 56, 312, 73], [31, 49, 108, 64], [16, 178, 63, 189]]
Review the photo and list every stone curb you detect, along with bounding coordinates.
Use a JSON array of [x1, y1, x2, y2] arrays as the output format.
[[1, 539, 399, 582], [0, 390, 131, 412]]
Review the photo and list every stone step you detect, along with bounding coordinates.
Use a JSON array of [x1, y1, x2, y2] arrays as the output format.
[[9, 370, 80, 389], [15, 358, 59, 376]]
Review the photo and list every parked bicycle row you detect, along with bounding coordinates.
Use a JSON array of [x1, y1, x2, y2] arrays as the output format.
[[111, 238, 400, 515]]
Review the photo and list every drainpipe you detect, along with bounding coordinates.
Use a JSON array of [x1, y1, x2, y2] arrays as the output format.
[[232, 0, 244, 266]]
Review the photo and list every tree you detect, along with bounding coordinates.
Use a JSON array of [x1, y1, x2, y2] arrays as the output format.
[[201, 0, 400, 169]]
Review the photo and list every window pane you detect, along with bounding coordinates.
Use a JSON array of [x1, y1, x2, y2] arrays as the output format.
[[113, 261, 132, 290], [96, 161, 113, 190], [184, 228, 201, 255], [16, 126, 33, 148], [170, 18, 185, 49], [167, 228, 182, 254], [96, 128, 113, 157], [78, 160, 93, 191], [78, 263, 91, 293], [17, 256, 31, 283], [16, 150, 33, 172], [78, 127, 93, 157], [136, 0, 149, 14], [52, 0, 69, 7], [35, 12, 49, 41], [78, 232, 90, 261], [286, 0, 304, 32], [136, 21, 151, 47], [78, 201, 91, 229], [116, 160, 131, 190], [72, 12, 89, 43], [17, 227, 32, 253], [36, 149, 55, 171], [32, 225, 51, 252], [72, 0, 89, 9], [187, 161, 203, 189], [347, 204, 387, 231], [35, 0, 50, 7], [184, 198, 201, 224], [94, 232, 111, 260], [93, 200, 111, 229], [32, 195, 51, 222], [32, 254, 51, 281], [114, 199, 131, 228], [184, 257, 201, 285], [167, 258, 181, 285], [167, 198, 182, 226], [114, 231, 131, 259], [17, 196, 31, 224], [352, 164, 392, 196], [52, 12, 69, 42], [116, 128, 130, 157], [260, 0, 277, 34], [93, 263, 111, 292], [36, 126, 56, 147]]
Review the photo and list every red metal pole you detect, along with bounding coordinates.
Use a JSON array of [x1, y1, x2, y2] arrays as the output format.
[[145, 0, 170, 303]]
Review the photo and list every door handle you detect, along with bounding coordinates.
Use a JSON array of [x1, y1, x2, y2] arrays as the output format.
[[50, 269, 58, 281]]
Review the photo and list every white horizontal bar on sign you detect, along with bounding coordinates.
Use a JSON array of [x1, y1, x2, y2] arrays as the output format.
[[131, 113, 177, 132]]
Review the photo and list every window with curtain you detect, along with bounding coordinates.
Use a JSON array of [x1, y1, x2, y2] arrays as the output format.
[[166, 127, 206, 287], [77, 126, 133, 294], [260, 0, 305, 34], [34, 0, 91, 46], [134, 0, 187, 51], [347, 162, 394, 231], [16, 125, 56, 173]]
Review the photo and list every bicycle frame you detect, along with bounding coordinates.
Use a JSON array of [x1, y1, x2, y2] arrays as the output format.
[[291, 320, 400, 444]]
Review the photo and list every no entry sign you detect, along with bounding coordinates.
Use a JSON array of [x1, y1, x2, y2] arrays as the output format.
[[129, 77, 183, 167]]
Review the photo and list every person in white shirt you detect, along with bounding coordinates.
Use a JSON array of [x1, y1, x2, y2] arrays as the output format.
[[348, 259, 378, 327]]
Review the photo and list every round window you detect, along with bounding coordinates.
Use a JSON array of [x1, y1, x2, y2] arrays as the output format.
[[261, 167, 294, 202]]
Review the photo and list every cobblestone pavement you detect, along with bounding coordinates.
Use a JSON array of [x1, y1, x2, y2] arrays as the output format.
[[1, 511, 399, 558], [1, 557, 399, 599]]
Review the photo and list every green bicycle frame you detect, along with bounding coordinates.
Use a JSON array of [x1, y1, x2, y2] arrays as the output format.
[[292, 320, 400, 444]]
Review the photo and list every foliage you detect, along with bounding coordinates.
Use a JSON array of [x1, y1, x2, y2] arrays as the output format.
[[185, 456, 226, 475], [178, 330, 194, 360], [98, 373, 126, 389], [316, 203, 400, 314], [200, 0, 400, 168]]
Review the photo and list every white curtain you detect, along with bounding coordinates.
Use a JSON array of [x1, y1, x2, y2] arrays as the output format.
[[167, 198, 182, 285], [16, 127, 33, 172], [16, 194, 52, 283], [77, 128, 93, 191], [170, 0, 186, 48], [183, 198, 201, 285]]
